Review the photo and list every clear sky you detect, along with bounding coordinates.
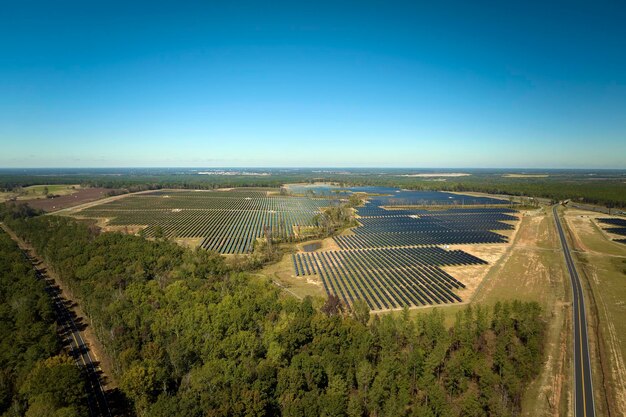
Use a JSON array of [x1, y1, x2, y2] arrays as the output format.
[[1, 1, 625, 168]]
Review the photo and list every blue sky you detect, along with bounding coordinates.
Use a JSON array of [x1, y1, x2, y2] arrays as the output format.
[[1, 1, 625, 168]]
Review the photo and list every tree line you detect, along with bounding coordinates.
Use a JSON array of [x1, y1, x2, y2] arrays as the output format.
[[2, 170, 625, 208], [1, 204, 546, 416], [0, 230, 87, 417]]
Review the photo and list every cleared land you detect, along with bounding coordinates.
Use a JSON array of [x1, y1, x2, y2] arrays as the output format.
[[470, 207, 571, 417], [564, 209, 626, 416], [503, 173, 550, 178], [11, 187, 114, 212], [0, 184, 80, 202]]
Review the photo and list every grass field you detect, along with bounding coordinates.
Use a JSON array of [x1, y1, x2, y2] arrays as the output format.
[[23, 184, 80, 195], [0, 184, 80, 202], [564, 209, 626, 416], [472, 207, 571, 417]]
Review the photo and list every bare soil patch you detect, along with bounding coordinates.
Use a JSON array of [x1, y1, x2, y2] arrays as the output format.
[[503, 173, 549, 178], [20, 188, 115, 212], [398, 173, 471, 177]]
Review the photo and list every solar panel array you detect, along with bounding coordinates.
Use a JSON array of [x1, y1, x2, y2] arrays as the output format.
[[287, 185, 512, 206], [597, 218, 626, 227], [597, 218, 626, 242], [292, 191, 518, 311], [79, 190, 327, 254], [292, 248, 476, 309], [333, 202, 515, 249]]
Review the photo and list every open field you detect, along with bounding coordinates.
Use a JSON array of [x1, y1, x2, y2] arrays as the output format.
[[73, 189, 327, 254], [469, 207, 572, 417], [0, 184, 80, 202], [564, 209, 626, 416], [0, 184, 114, 212], [23, 184, 79, 194], [24, 187, 114, 212], [503, 173, 550, 178]]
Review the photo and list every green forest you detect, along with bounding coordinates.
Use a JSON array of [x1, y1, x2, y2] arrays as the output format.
[[0, 230, 87, 417], [1, 169, 625, 208], [0, 205, 546, 417]]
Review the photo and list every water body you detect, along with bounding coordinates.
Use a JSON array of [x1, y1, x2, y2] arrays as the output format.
[[285, 183, 509, 206], [302, 242, 322, 252]]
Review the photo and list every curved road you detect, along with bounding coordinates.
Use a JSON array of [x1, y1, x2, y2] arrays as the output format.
[[553, 206, 596, 417]]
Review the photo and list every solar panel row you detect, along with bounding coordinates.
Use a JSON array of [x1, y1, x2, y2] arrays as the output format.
[[303, 250, 466, 310], [597, 218, 626, 227], [293, 246, 486, 277], [334, 231, 508, 250], [294, 195, 517, 310]]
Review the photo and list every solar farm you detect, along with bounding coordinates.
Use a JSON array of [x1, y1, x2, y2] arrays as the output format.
[[292, 247, 486, 309], [597, 217, 626, 244], [290, 189, 519, 311], [76, 189, 328, 253], [76, 185, 520, 311]]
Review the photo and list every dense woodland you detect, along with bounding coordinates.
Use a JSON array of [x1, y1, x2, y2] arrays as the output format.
[[0, 204, 546, 417], [0, 230, 87, 417], [1, 169, 625, 208]]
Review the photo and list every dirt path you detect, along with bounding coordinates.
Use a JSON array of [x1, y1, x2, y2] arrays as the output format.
[[51, 189, 157, 216]]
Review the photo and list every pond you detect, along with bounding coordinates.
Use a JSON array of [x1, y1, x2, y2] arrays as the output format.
[[302, 242, 322, 252]]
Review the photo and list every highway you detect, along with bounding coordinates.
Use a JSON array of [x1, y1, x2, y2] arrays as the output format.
[[552, 206, 596, 417], [1, 224, 112, 417]]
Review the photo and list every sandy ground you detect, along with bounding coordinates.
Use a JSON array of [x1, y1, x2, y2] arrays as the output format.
[[397, 173, 471, 177], [470, 207, 573, 417], [447, 190, 513, 202], [503, 174, 549, 178]]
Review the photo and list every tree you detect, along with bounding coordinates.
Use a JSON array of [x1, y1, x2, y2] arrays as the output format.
[[351, 299, 370, 325], [20, 355, 86, 414], [153, 225, 165, 240], [120, 361, 159, 409], [321, 294, 343, 316]]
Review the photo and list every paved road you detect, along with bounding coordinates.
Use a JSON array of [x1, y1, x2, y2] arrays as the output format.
[[1, 224, 112, 417], [552, 206, 596, 417]]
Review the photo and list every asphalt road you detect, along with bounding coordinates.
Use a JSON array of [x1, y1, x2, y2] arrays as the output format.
[[1, 224, 111, 417], [552, 206, 596, 417]]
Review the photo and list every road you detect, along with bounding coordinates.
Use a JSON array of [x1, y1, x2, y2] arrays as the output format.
[[568, 202, 626, 217], [552, 206, 596, 417], [1, 223, 112, 417]]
